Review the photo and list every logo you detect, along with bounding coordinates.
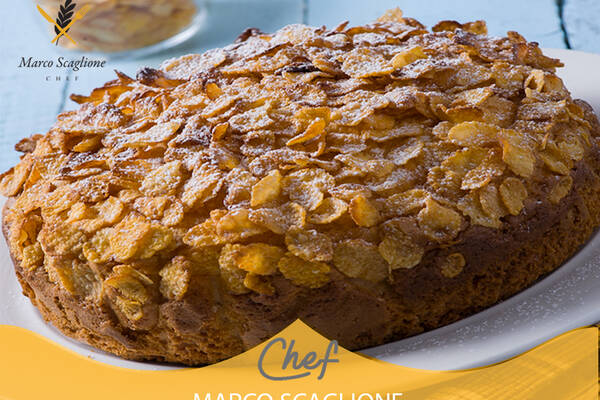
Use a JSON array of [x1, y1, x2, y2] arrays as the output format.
[[36, 0, 91, 46], [19, 0, 105, 81], [257, 337, 340, 381]]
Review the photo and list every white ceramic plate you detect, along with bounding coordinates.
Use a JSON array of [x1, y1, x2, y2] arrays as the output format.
[[1, 48, 599, 372]]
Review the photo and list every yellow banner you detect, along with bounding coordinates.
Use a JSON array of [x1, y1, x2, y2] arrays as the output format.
[[0, 321, 596, 399]]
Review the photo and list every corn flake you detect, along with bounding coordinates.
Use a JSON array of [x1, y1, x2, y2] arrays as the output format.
[[0, 160, 32, 197], [109, 216, 174, 261], [386, 189, 429, 216], [378, 232, 423, 270], [21, 243, 44, 271], [333, 239, 388, 282], [219, 243, 284, 276], [282, 168, 335, 211], [243, 273, 275, 295], [341, 47, 395, 78], [277, 253, 330, 288], [215, 208, 266, 241], [205, 83, 223, 100], [212, 122, 229, 141], [140, 161, 184, 196], [181, 164, 224, 209], [134, 196, 169, 220], [499, 177, 527, 215], [286, 118, 326, 146], [417, 198, 462, 241], [447, 121, 500, 147], [251, 170, 282, 207], [440, 253, 466, 278], [83, 228, 113, 263], [388, 140, 424, 166], [249, 202, 306, 234], [479, 184, 506, 222], [308, 197, 348, 224], [549, 175, 573, 204], [558, 135, 584, 162], [98, 196, 125, 224], [159, 256, 191, 300], [457, 192, 502, 229], [104, 265, 153, 322], [391, 46, 427, 69], [500, 130, 535, 178], [349, 194, 380, 227], [461, 148, 505, 190], [123, 121, 181, 147], [539, 142, 571, 175], [218, 257, 250, 295], [285, 227, 333, 262], [183, 219, 225, 248], [162, 198, 184, 226]]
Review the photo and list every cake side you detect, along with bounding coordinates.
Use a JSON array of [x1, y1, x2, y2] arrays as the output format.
[[2, 10, 600, 365], [4, 150, 600, 363]]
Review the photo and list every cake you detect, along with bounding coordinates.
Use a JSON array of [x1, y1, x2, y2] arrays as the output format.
[[3, 9, 600, 365]]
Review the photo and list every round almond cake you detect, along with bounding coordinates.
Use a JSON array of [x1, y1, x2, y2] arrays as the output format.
[[3, 10, 600, 365]]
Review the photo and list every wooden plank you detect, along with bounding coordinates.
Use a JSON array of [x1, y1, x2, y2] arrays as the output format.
[[563, 0, 600, 52], [307, 0, 565, 48]]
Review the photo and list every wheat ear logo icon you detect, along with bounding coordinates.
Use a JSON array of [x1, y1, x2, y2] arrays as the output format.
[[36, 0, 92, 46], [53, 0, 76, 45]]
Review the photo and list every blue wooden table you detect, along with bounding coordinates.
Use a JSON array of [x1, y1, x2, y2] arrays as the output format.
[[0, 0, 595, 172]]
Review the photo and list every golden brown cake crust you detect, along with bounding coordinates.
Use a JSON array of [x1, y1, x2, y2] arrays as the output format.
[[3, 9, 600, 364]]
